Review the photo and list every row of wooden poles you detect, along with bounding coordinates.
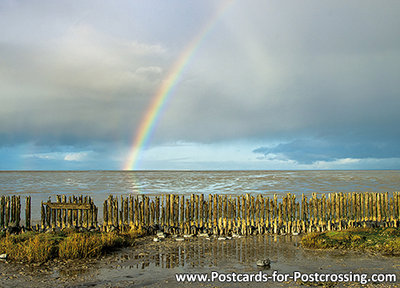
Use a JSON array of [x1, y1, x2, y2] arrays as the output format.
[[0, 195, 30, 229], [1, 192, 400, 235], [40, 195, 98, 230], [103, 192, 400, 235]]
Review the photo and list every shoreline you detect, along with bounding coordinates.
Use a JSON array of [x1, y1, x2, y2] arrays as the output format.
[[1, 233, 399, 287]]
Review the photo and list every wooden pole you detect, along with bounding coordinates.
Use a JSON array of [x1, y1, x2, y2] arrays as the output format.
[[134, 196, 139, 227], [377, 193, 382, 223], [174, 195, 179, 231], [214, 195, 219, 235], [25, 196, 31, 229], [41, 201, 45, 229], [61, 195, 67, 228], [185, 197, 190, 234], [5, 196, 10, 227], [194, 194, 199, 230], [165, 194, 170, 228], [208, 194, 213, 231], [228, 196, 232, 233], [204, 195, 209, 232], [222, 195, 228, 234], [218, 195, 223, 235], [199, 194, 204, 230], [119, 196, 124, 229], [150, 200, 155, 228], [180, 195, 184, 231], [15, 196, 21, 227], [0, 196, 4, 228]]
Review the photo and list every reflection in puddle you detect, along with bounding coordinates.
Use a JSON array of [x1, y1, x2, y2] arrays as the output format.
[[95, 235, 400, 286], [117, 235, 301, 270]]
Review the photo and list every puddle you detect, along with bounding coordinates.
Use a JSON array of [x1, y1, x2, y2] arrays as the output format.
[[1, 235, 399, 287], [94, 235, 400, 286]]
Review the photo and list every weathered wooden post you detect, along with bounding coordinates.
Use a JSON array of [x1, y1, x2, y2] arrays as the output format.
[[199, 194, 204, 230], [174, 195, 179, 231], [77, 195, 83, 227], [113, 197, 118, 228], [66, 196, 72, 228], [250, 195, 255, 228], [204, 195, 209, 232], [194, 194, 199, 230], [241, 195, 246, 235], [394, 192, 399, 227], [265, 197, 270, 233], [0, 196, 4, 228], [170, 194, 175, 229], [40, 201, 45, 229], [150, 200, 155, 228], [133, 196, 138, 227], [179, 195, 184, 232], [165, 194, 170, 229], [25, 196, 31, 229], [217, 195, 223, 235], [320, 194, 325, 232], [222, 195, 227, 234], [61, 195, 67, 228], [385, 192, 389, 224], [213, 194, 218, 235], [235, 196, 240, 234], [103, 199, 108, 230], [15, 195, 21, 227], [56, 195, 62, 228], [377, 193, 382, 224], [5, 196, 10, 227], [246, 194, 251, 233], [94, 203, 98, 228], [184, 197, 189, 234], [207, 194, 213, 231], [45, 199, 52, 228], [119, 196, 124, 229]]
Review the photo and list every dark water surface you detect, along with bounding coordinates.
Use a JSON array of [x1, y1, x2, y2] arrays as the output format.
[[1, 170, 399, 220]]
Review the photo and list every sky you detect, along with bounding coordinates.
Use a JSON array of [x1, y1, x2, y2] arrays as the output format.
[[1, 0, 400, 170]]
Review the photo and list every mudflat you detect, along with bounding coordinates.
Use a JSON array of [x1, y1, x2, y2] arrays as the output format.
[[0, 234, 399, 287]]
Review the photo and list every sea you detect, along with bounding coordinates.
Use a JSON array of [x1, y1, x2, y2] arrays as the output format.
[[1, 170, 400, 220]]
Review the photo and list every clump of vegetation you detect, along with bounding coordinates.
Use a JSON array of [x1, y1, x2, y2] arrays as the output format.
[[0, 233, 57, 262], [58, 233, 103, 259], [301, 227, 400, 255], [0, 227, 148, 263]]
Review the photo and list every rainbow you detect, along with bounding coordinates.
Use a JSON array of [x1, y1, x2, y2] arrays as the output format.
[[123, 0, 234, 170]]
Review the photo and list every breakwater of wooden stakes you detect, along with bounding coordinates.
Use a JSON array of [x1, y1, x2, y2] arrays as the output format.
[[103, 192, 400, 235], [1, 192, 400, 235]]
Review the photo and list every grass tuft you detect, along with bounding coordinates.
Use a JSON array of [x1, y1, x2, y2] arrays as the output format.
[[0, 227, 148, 263], [301, 227, 400, 255], [0, 234, 57, 262], [58, 233, 103, 259]]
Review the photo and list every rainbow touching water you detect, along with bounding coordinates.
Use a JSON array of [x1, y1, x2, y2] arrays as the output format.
[[123, 1, 234, 170]]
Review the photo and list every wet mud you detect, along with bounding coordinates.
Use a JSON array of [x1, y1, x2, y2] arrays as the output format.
[[0, 235, 399, 287]]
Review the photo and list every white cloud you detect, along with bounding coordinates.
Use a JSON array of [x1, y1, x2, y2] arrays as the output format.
[[23, 151, 90, 162], [64, 152, 88, 161]]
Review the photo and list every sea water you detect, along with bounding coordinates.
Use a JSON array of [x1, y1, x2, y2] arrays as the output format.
[[1, 170, 399, 220]]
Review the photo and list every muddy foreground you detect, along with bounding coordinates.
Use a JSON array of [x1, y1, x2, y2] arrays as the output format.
[[0, 234, 399, 287]]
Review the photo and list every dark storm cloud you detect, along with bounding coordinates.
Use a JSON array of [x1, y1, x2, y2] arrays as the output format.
[[1, 0, 400, 170], [0, 26, 167, 146], [253, 137, 400, 164], [152, 0, 400, 157]]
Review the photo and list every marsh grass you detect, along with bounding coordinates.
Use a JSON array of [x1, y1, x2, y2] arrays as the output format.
[[301, 227, 400, 255], [0, 227, 148, 263], [0, 233, 57, 262]]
